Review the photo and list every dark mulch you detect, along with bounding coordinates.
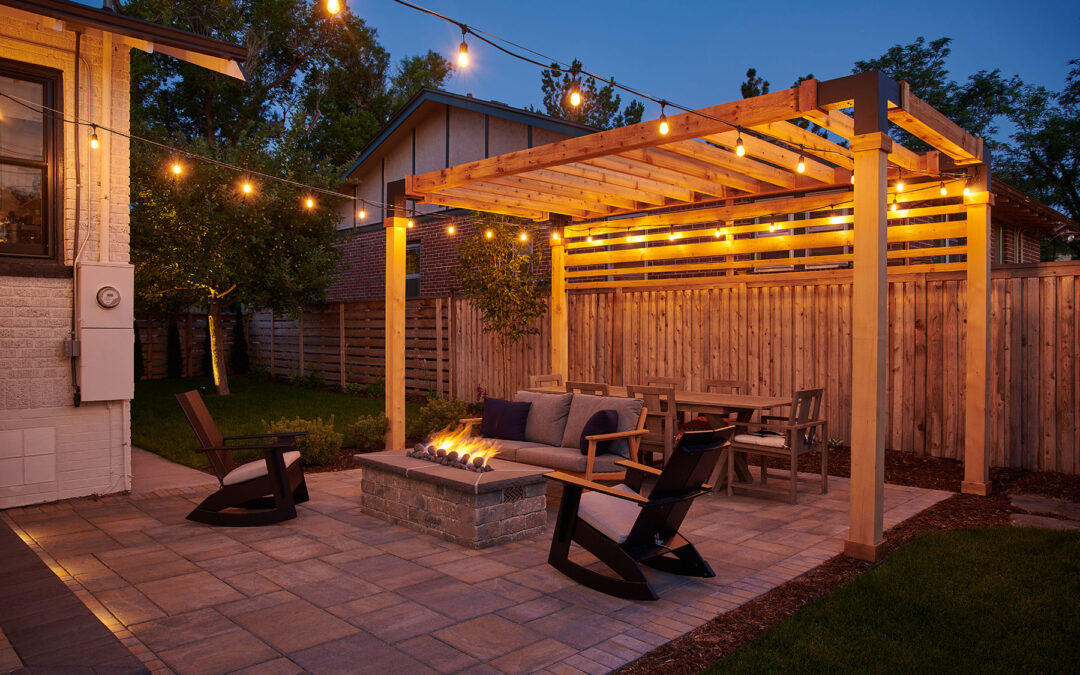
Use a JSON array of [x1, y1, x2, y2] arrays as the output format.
[[617, 455, 1080, 675]]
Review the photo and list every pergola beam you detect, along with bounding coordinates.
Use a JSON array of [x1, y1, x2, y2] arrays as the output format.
[[525, 168, 667, 207], [583, 156, 731, 200], [549, 163, 693, 203]]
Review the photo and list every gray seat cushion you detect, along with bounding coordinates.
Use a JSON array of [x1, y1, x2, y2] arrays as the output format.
[[560, 394, 644, 457], [516, 446, 625, 474], [222, 451, 301, 486], [513, 390, 573, 447], [578, 483, 643, 543], [483, 439, 550, 462]]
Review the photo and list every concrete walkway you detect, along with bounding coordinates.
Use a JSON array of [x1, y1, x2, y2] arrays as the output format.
[[131, 448, 217, 494], [3, 469, 950, 674]]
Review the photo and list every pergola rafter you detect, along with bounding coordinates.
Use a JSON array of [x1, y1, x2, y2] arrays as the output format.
[[389, 71, 997, 563]]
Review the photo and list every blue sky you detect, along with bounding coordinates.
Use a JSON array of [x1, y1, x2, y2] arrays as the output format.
[[352, 0, 1077, 126]]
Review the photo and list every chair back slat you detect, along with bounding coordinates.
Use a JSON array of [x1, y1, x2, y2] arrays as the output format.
[[791, 388, 824, 451], [645, 376, 683, 390], [566, 381, 609, 396], [626, 384, 676, 448], [175, 390, 235, 479], [529, 373, 564, 388], [704, 378, 744, 394]]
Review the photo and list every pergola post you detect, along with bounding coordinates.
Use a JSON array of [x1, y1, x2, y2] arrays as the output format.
[[845, 131, 892, 563], [550, 214, 569, 382], [963, 166, 993, 495], [384, 184, 408, 450]]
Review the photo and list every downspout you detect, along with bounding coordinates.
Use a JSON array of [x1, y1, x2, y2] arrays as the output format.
[[70, 30, 83, 406]]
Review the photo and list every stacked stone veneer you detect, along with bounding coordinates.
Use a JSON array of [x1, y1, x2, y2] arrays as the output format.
[[358, 461, 548, 549]]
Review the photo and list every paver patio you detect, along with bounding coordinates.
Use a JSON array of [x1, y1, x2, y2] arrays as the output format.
[[2, 468, 949, 674]]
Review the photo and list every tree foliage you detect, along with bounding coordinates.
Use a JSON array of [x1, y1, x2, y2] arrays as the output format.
[[740, 68, 770, 98], [534, 59, 644, 129], [122, 0, 451, 393], [454, 213, 549, 345]]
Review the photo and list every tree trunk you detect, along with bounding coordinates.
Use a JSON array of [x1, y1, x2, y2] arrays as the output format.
[[208, 300, 231, 395]]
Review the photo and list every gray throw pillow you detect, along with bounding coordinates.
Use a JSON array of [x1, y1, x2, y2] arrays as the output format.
[[513, 390, 573, 447], [560, 394, 644, 457]]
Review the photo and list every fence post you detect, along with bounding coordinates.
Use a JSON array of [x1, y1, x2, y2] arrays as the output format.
[[339, 303, 346, 389], [436, 297, 444, 397], [448, 294, 455, 399]]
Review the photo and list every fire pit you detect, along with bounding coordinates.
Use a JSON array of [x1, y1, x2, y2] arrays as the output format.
[[353, 447, 549, 549], [407, 425, 498, 472]]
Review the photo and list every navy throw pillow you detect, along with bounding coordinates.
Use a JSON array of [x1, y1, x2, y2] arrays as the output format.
[[579, 409, 619, 455], [480, 397, 531, 441]]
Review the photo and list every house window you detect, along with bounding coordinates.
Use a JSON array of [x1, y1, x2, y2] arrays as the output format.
[[0, 60, 62, 270], [405, 244, 420, 297]]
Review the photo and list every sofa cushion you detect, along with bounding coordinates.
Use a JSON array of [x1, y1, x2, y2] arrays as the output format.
[[222, 451, 301, 486], [579, 409, 619, 455], [480, 397, 531, 441], [560, 394, 644, 457], [516, 446, 625, 474], [481, 439, 549, 462], [513, 390, 573, 447], [578, 483, 643, 543]]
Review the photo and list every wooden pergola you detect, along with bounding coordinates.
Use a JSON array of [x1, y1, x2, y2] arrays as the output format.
[[387, 71, 992, 561]]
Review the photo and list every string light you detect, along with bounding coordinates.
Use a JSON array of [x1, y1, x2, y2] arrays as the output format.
[[519, 231, 528, 242], [327, 0, 342, 15], [735, 130, 745, 157], [668, 225, 676, 241], [963, 186, 971, 197], [850, 174, 855, 184], [890, 195, 898, 212], [357, 201, 367, 220], [89, 124, 99, 150], [485, 229, 493, 239], [569, 78, 582, 107], [714, 228, 722, 238], [895, 171, 905, 192], [171, 157, 182, 176], [305, 197, 315, 209], [939, 181, 947, 196], [407, 219, 414, 228], [240, 178, 253, 196], [796, 155, 806, 174], [586, 229, 593, 243], [457, 27, 469, 68], [768, 223, 777, 232], [447, 225, 455, 235], [658, 102, 669, 136], [551, 230, 560, 241]]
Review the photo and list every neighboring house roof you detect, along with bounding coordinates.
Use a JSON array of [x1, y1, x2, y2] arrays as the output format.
[[992, 177, 1079, 239], [340, 87, 597, 181], [0, 0, 247, 80]]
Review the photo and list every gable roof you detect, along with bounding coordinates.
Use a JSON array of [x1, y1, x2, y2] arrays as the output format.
[[0, 0, 247, 80], [341, 88, 596, 181]]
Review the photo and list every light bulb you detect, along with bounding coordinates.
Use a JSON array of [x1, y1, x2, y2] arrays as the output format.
[[769, 224, 777, 232], [484, 229, 493, 239], [407, 220, 414, 228], [668, 228, 677, 241], [714, 229, 721, 238], [627, 234, 636, 243], [327, 0, 341, 14], [850, 174, 855, 184], [890, 200, 898, 212], [895, 180, 905, 192], [358, 209, 366, 220], [89, 126, 99, 150], [519, 231, 528, 242], [735, 134, 745, 157], [658, 116, 669, 136], [305, 197, 315, 209], [569, 88, 581, 107], [447, 225, 455, 235], [551, 231, 560, 241], [940, 181, 947, 196], [171, 161, 182, 176], [796, 155, 806, 174], [241, 181, 252, 195], [586, 232, 593, 243], [457, 40, 469, 68], [963, 186, 971, 197]]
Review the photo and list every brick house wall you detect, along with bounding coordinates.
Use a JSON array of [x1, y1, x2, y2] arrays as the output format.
[[0, 11, 137, 508]]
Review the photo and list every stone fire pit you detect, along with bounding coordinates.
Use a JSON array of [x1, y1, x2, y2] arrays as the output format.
[[353, 449, 549, 549]]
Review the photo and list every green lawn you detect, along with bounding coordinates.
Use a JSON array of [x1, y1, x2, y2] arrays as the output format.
[[132, 377, 418, 469], [706, 527, 1080, 674]]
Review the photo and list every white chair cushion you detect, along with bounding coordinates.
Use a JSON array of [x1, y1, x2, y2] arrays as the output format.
[[222, 451, 301, 486], [578, 483, 643, 543], [732, 432, 788, 448]]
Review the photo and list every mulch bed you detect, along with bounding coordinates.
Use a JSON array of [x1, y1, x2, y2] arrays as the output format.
[[617, 453, 1080, 675]]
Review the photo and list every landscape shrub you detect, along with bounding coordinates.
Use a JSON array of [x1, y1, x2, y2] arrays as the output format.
[[350, 414, 389, 452], [407, 398, 468, 441], [263, 415, 342, 466], [341, 382, 366, 396]]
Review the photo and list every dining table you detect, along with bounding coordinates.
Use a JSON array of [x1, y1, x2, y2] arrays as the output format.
[[526, 385, 792, 490]]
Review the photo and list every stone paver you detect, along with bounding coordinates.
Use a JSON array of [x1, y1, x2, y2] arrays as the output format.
[[2, 466, 950, 674]]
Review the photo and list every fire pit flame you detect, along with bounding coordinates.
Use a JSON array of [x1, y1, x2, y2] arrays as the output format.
[[407, 425, 498, 472]]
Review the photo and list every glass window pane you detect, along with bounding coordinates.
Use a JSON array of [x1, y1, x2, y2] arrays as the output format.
[[0, 75, 44, 161], [0, 163, 45, 255], [405, 246, 420, 276]]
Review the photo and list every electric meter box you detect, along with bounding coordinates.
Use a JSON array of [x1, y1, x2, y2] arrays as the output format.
[[76, 262, 134, 402]]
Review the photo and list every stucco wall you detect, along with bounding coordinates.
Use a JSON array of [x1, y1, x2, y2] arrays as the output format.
[[0, 8, 132, 508]]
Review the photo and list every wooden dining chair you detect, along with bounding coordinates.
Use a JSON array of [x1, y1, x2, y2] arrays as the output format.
[[704, 378, 744, 394], [566, 381, 609, 396], [626, 384, 678, 466], [529, 373, 564, 388], [727, 387, 827, 504], [646, 376, 684, 389]]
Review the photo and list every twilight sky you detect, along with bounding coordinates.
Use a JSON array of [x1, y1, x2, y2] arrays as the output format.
[[353, 0, 1077, 136]]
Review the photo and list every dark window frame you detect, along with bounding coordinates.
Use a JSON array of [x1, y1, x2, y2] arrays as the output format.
[[0, 57, 66, 277]]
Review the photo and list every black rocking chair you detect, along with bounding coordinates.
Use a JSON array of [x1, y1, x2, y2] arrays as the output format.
[[546, 426, 732, 600], [176, 390, 310, 526]]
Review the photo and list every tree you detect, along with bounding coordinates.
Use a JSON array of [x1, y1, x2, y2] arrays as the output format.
[[534, 59, 644, 129], [454, 212, 549, 345], [123, 0, 451, 394], [740, 68, 770, 98]]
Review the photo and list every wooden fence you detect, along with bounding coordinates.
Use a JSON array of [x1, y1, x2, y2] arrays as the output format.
[[246, 297, 451, 395], [135, 313, 237, 380], [449, 262, 1080, 474], [140, 262, 1080, 474]]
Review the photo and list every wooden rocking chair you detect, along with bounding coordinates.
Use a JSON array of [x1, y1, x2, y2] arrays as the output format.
[[176, 390, 310, 526], [546, 426, 732, 600]]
